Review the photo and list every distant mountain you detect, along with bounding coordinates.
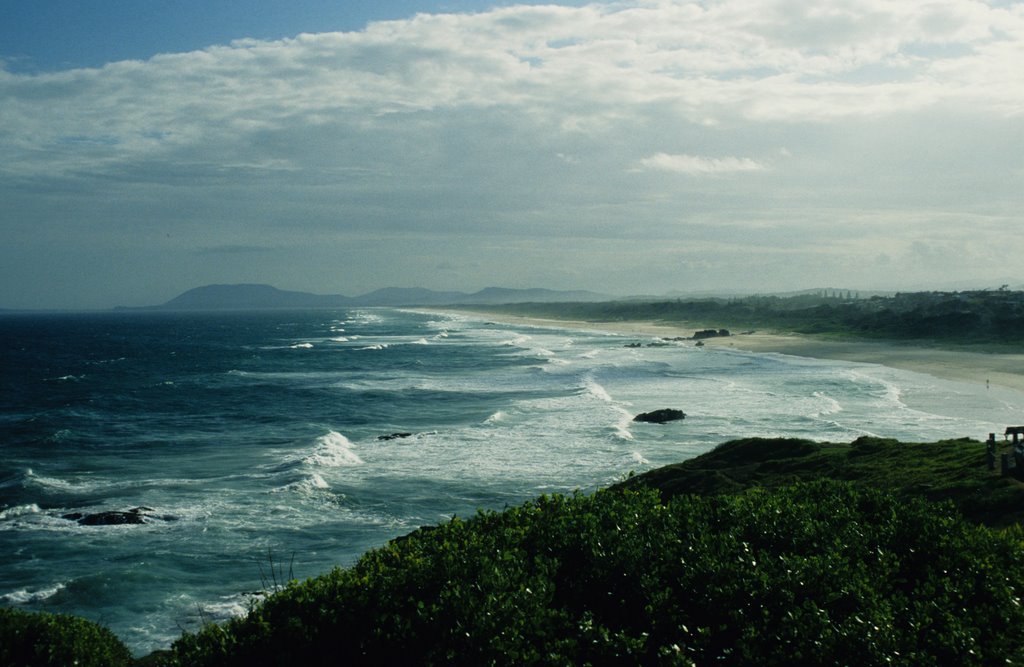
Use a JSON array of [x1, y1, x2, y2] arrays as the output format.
[[130, 284, 610, 311], [153, 284, 347, 310]]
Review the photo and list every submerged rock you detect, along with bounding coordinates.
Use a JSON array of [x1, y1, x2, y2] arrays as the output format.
[[62, 507, 175, 526], [633, 409, 686, 424], [377, 432, 414, 441]]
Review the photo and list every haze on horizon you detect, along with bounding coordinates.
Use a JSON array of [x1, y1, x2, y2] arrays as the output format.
[[2, 0, 1022, 310]]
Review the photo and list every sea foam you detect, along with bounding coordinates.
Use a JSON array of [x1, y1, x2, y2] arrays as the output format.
[[0, 503, 42, 521]]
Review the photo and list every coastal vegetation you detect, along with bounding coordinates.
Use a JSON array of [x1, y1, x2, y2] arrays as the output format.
[[616, 436, 1024, 528], [0, 607, 133, 667], [167, 482, 1024, 665], [457, 289, 1024, 345], [4, 437, 1024, 665]]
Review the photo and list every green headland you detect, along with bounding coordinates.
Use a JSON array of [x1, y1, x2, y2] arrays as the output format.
[[5, 435, 1024, 666]]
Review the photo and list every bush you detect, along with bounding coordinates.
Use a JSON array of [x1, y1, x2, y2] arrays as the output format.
[[0, 607, 132, 667], [167, 481, 1024, 666]]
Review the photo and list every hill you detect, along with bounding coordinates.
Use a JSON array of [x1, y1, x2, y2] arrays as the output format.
[[125, 284, 610, 310], [162, 468, 1024, 666], [155, 284, 344, 310], [615, 435, 1024, 527]]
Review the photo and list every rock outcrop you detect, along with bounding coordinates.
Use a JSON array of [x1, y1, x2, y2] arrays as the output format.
[[62, 507, 176, 526], [633, 409, 686, 424], [377, 432, 414, 441]]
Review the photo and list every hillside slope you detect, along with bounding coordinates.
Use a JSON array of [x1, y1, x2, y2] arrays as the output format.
[[615, 436, 1024, 527]]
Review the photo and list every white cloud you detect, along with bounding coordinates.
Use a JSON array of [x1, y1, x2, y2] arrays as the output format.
[[2, 0, 1022, 177], [634, 153, 767, 174], [2, 0, 1024, 307]]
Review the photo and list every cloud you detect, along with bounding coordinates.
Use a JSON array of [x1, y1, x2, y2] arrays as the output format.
[[3, 0, 1024, 307], [634, 153, 767, 175], [2, 0, 1022, 179]]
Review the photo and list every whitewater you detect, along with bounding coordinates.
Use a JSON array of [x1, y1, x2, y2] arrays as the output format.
[[2, 307, 1022, 655]]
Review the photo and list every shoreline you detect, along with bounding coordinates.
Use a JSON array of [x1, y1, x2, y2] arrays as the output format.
[[429, 309, 1024, 395]]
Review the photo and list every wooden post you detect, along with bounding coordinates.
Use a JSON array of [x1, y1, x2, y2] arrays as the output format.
[[1002, 453, 1012, 477], [988, 433, 997, 471]]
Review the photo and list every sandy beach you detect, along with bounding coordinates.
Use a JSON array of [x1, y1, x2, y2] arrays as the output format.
[[440, 310, 1024, 395]]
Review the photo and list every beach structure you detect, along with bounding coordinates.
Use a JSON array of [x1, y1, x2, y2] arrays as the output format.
[[991, 430, 1024, 478]]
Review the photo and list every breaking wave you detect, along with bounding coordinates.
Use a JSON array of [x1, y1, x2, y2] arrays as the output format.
[[303, 431, 363, 467]]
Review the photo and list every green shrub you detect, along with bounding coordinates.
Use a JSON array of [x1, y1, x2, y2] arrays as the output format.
[[167, 481, 1024, 666], [0, 607, 132, 667]]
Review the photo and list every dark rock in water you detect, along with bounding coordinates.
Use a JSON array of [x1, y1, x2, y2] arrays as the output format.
[[633, 409, 686, 424], [378, 432, 414, 441], [624, 342, 643, 348], [692, 329, 731, 340], [62, 506, 173, 526], [72, 509, 147, 526]]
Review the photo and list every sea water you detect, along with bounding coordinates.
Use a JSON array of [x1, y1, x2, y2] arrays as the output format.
[[2, 308, 1022, 655]]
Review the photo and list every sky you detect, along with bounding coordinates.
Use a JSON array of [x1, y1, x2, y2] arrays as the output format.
[[2, 0, 1023, 309]]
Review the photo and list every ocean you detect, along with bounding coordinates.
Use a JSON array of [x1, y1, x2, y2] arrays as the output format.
[[2, 307, 1022, 655]]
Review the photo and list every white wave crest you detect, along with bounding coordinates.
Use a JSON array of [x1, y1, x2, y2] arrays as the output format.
[[1, 583, 66, 604], [844, 369, 906, 409], [583, 376, 613, 402], [358, 343, 389, 351], [614, 409, 635, 441], [290, 342, 314, 349], [630, 451, 649, 465], [303, 431, 363, 467], [24, 470, 111, 494], [349, 311, 382, 324], [274, 473, 332, 495], [0, 503, 42, 520], [485, 411, 507, 424], [330, 336, 349, 342], [812, 391, 843, 416], [412, 338, 429, 345]]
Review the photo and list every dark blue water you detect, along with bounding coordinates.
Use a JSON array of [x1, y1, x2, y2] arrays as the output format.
[[2, 308, 1018, 655]]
